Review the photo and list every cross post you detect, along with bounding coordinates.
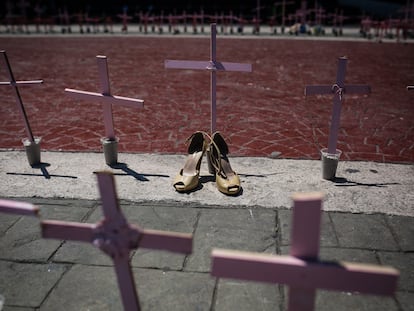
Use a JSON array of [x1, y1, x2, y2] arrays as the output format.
[[0, 50, 43, 142], [165, 23, 252, 133], [211, 192, 399, 311], [65, 55, 144, 140], [0, 199, 39, 216], [41, 171, 193, 311], [305, 57, 370, 154]]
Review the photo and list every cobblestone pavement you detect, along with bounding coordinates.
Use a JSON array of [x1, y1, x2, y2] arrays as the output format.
[[0, 36, 413, 163], [0, 198, 413, 310]]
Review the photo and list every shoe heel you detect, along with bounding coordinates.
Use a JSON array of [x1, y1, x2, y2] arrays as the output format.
[[206, 148, 216, 175]]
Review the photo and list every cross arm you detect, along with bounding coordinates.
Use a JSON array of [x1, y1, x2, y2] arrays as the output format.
[[0, 80, 43, 86], [0, 199, 39, 216], [211, 249, 398, 296], [65, 88, 144, 108], [139, 228, 193, 254], [305, 84, 370, 96], [165, 60, 252, 72], [41, 220, 96, 243]]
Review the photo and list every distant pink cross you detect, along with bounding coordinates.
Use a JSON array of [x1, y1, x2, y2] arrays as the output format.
[[211, 192, 399, 311], [305, 57, 370, 154], [0, 50, 43, 142], [41, 172, 193, 311], [165, 23, 252, 133], [65, 56, 144, 140]]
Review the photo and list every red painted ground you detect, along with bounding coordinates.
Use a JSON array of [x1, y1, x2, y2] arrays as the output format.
[[0, 36, 413, 163]]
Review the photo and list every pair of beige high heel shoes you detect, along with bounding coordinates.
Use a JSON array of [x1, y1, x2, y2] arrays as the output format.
[[173, 131, 241, 195]]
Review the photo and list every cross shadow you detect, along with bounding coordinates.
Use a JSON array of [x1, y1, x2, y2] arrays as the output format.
[[6, 162, 78, 180], [108, 162, 170, 182], [333, 177, 400, 188]]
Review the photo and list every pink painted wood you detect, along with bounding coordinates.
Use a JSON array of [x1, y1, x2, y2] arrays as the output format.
[[0, 199, 39, 216], [305, 57, 371, 154], [165, 23, 252, 133], [65, 55, 144, 140], [0, 50, 43, 142], [211, 192, 399, 311], [41, 171, 192, 311]]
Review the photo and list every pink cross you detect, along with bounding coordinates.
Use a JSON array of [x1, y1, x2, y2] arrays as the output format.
[[407, 86, 414, 90], [0, 199, 39, 216], [165, 23, 252, 133], [211, 192, 399, 311], [305, 57, 371, 154], [0, 50, 43, 142], [65, 56, 144, 140], [41, 171, 192, 311]]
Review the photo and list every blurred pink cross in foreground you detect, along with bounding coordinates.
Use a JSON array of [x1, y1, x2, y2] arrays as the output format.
[[65, 55, 144, 140], [0, 199, 39, 216], [305, 57, 370, 154], [41, 171, 193, 311], [0, 50, 43, 143], [211, 192, 398, 311], [165, 23, 252, 133]]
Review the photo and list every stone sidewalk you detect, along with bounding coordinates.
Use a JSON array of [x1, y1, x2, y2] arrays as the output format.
[[0, 198, 413, 311], [0, 150, 413, 310]]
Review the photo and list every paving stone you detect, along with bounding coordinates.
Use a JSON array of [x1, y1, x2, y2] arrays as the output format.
[[0, 203, 91, 262], [196, 208, 276, 231], [0, 261, 67, 308], [214, 279, 281, 311], [278, 210, 338, 247], [378, 252, 414, 291], [40, 264, 122, 311], [40, 264, 215, 311], [3, 307, 36, 311], [185, 208, 276, 272], [330, 213, 399, 251], [185, 226, 276, 272], [0, 214, 19, 235], [396, 291, 414, 311], [136, 269, 215, 311], [314, 290, 399, 310], [386, 215, 414, 251]]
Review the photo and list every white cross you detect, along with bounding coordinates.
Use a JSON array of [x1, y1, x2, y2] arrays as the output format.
[[65, 56, 144, 140], [41, 171, 193, 311], [0, 50, 43, 142], [305, 57, 370, 154], [165, 23, 252, 133], [211, 192, 399, 311]]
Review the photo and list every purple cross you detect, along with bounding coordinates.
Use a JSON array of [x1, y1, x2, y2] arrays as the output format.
[[0, 50, 43, 142], [65, 56, 144, 140], [41, 172, 193, 311], [165, 23, 252, 133], [211, 192, 399, 311], [305, 57, 371, 154], [0, 199, 39, 216]]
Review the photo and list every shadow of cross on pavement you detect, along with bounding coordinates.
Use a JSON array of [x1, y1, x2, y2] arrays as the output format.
[[211, 192, 399, 311], [0, 172, 193, 311]]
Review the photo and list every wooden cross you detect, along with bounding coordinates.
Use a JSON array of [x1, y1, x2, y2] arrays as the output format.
[[0, 199, 39, 216], [41, 171, 193, 311], [211, 192, 399, 311], [65, 56, 144, 140], [305, 57, 370, 154], [0, 50, 43, 142], [165, 23, 252, 133]]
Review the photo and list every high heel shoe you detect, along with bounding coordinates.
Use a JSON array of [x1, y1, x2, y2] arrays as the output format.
[[208, 132, 241, 195], [173, 131, 207, 192]]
